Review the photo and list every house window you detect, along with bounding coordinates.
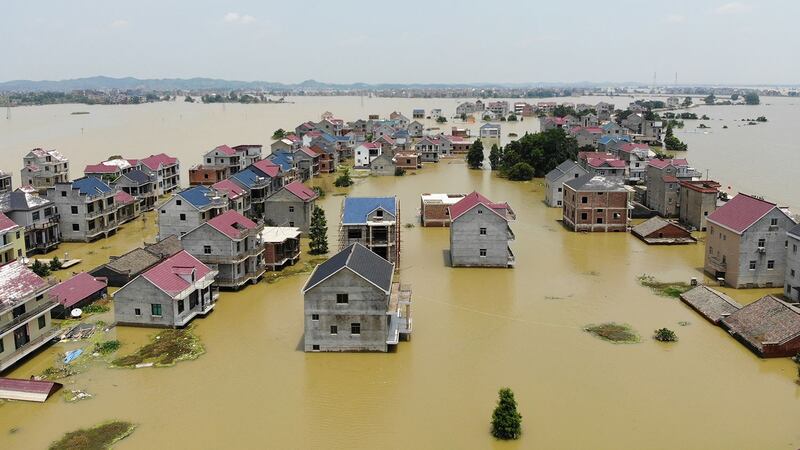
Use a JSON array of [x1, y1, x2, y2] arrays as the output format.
[[61, 191, 67, 197], [477, 209, 483, 214], [581, 213, 588, 220], [479, 227, 487, 235], [32, 211, 40, 221], [758, 238, 765, 248], [347, 229, 361, 239], [134, 308, 141, 316], [479, 249, 487, 257], [581, 197, 588, 204], [161, 210, 166, 214], [613, 213, 622, 219], [596, 209, 603, 213], [176, 199, 182, 206], [330, 325, 338, 335], [767, 260, 775, 270], [376, 209, 383, 218], [289, 206, 295, 213], [37, 315, 46, 329], [596, 217, 604, 224], [72, 224, 80, 231], [151, 304, 162, 316], [204, 245, 211, 254], [791, 269, 796, 277], [749, 260, 756, 270], [179, 213, 186, 221], [312, 314, 319, 321], [71, 206, 78, 215], [0, 338, 3, 353], [557, 187, 562, 193], [178, 300, 185, 314], [336, 294, 349, 304], [770, 218, 778, 226], [289, 221, 295, 227], [312, 344, 320, 351], [351, 323, 361, 335]]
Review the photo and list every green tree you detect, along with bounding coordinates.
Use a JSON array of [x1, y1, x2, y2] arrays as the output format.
[[506, 162, 535, 181], [184, 95, 195, 103], [488, 144, 502, 170], [467, 139, 485, 169], [730, 93, 740, 101], [334, 168, 353, 187], [394, 167, 406, 176], [704, 93, 716, 105], [31, 259, 50, 277], [664, 125, 688, 151], [272, 128, 286, 140], [308, 206, 328, 255], [507, 113, 518, 121], [49, 256, 63, 271], [499, 128, 578, 177], [682, 96, 692, 107], [552, 105, 576, 118], [459, 113, 467, 121], [744, 92, 760, 105], [436, 116, 447, 123], [654, 328, 678, 342], [491, 388, 522, 440]]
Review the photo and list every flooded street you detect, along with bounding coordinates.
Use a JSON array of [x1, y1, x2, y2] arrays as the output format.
[[0, 99, 799, 449]]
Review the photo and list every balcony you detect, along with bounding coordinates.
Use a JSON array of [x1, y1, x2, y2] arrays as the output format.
[[507, 226, 515, 241], [214, 268, 266, 288], [0, 299, 58, 337], [200, 247, 264, 264], [26, 216, 60, 231], [0, 326, 61, 372]]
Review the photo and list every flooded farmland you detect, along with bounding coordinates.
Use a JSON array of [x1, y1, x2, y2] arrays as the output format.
[[0, 98, 799, 449]]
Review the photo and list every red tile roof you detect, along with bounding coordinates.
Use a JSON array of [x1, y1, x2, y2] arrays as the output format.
[[578, 151, 616, 162], [679, 180, 721, 194], [586, 158, 626, 168], [140, 153, 178, 171], [707, 193, 778, 234], [114, 191, 135, 204], [283, 181, 317, 202], [0, 262, 48, 307], [619, 143, 650, 153], [448, 191, 510, 222], [648, 158, 688, 169], [252, 160, 280, 178], [84, 164, 119, 174], [142, 250, 212, 296], [50, 272, 107, 309], [206, 210, 259, 239], [297, 146, 319, 158], [212, 179, 246, 199], [0, 212, 19, 233], [214, 145, 237, 156]]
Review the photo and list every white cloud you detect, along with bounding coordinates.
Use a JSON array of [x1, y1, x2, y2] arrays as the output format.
[[664, 14, 686, 24], [224, 12, 255, 24], [110, 19, 129, 29], [714, 2, 752, 15]]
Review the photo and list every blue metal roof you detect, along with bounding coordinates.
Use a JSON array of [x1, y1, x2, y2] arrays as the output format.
[[72, 177, 113, 196], [230, 168, 264, 189], [342, 196, 396, 224], [267, 152, 294, 172], [601, 122, 621, 131], [177, 185, 213, 207], [598, 134, 631, 145]]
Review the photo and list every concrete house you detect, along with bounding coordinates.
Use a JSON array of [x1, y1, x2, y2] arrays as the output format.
[[545, 160, 589, 207], [407, 121, 424, 138], [355, 142, 382, 167], [201, 145, 244, 174], [601, 121, 625, 136], [139, 153, 180, 196], [270, 138, 295, 154], [20, 148, 70, 192], [230, 166, 275, 220], [785, 224, 800, 302], [420, 193, 467, 227], [0, 190, 61, 255], [340, 196, 400, 264], [479, 124, 501, 148], [646, 159, 700, 218], [389, 111, 410, 127], [266, 152, 298, 184], [115, 191, 141, 224], [188, 164, 230, 186], [84, 158, 136, 184], [562, 174, 631, 232], [114, 250, 218, 328], [157, 185, 228, 240], [212, 179, 251, 217], [292, 147, 320, 180], [369, 153, 396, 176], [679, 180, 721, 231], [393, 152, 421, 170], [302, 243, 412, 352], [632, 217, 696, 245], [264, 181, 318, 233], [0, 172, 11, 194], [0, 213, 25, 265], [313, 145, 338, 174], [415, 137, 440, 163], [47, 177, 118, 242], [89, 236, 182, 287], [615, 143, 654, 182], [449, 192, 515, 268], [705, 193, 797, 288], [578, 152, 627, 178], [180, 210, 265, 289], [412, 109, 425, 119], [0, 262, 60, 372], [233, 144, 263, 167], [261, 227, 301, 271], [114, 169, 158, 211]]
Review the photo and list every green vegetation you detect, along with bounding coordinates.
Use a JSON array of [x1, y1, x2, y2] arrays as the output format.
[[312, 186, 325, 198], [309, 206, 329, 255], [31, 259, 50, 277], [654, 328, 678, 342], [756, 116, 768, 122], [49, 256, 64, 271], [704, 93, 716, 105], [506, 162, 535, 181], [333, 168, 353, 187], [435, 116, 447, 123], [490, 388, 522, 440], [507, 113, 518, 122], [112, 328, 204, 368], [488, 144, 501, 170], [49, 421, 135, 450], [638, 275, 692, 298], [272, 128, 287, 140], [94, 340, 121, 355], [83, 302, 111, 314], [498, 128, 578, 178], [552, 104, 576, 118], [585, 323, 640, 344], [678, 112, 698, 119], [664, 125, 688, 151], [394, 167, 406, 176], [459, 113, 467, 121], [467, 139, 485, 169], [698, 124, 709, 129], [184, 95, 195, 103], [682, 97, 693, 107], [744, 92, 760, 105]]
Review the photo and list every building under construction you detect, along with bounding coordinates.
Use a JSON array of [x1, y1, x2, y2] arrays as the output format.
[[339, 196, 400, 267]]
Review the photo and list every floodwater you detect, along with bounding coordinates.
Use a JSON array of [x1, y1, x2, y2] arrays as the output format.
[[0, 98, 798, 449]]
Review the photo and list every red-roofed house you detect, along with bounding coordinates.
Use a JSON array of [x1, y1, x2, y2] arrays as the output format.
[[212, 179, 250, 216], [264, 181, 319, 233], [114, 250, 218, 327], [115, 190, 141, 224], [0, 212, 24, 266], [50, 272, 108, 318], [705, 193, 797, 288], [138, 153, 180, 195], [200, 145, 244, 175], [355, 142, 382, 167], [646, 158, 701, 217], [449, 192, 515, 268], [180, 210, 265, 289]]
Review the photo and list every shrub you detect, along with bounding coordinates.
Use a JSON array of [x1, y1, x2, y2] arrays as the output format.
[[394, 167, 406, 176], [491, 388, 522, 440], [654, 328, 678, 342], [31, 259, 50, 277], [333, 168, 353, 187], [506, 162, 534, 181], [49, 256, 63, 271]]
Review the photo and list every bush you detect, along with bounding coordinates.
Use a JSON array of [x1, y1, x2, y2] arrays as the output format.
[[49, 257, 63, 271], [654, 328, 678, 342], [94, 340, 122, 355], [309, 206, 329, 255], [506, 162, 534, 181], [436, 116, 447, 123], [31, 259, 50, 277], [333, 168, 353, 187], [491, 388, 522, 440], [312, 186, 325, 198], [394, 167, 406, 176]]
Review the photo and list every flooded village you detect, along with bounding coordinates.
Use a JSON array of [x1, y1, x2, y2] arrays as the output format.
[[0, 94, 800, 449]]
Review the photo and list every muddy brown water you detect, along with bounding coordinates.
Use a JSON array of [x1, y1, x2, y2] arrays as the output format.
[[0, 99, 798, 449]]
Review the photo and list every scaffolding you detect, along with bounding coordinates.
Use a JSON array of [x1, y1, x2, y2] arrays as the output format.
[[338, 196, 400, 270]]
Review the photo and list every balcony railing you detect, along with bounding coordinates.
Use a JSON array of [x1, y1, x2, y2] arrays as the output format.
[[0, 326, 61, 372], [507, 247, 516, 265], [507, 226, 515, 241], [200, 247, 264, 264], [0, 298, 58, 336], [708, 254, 727, 269], [215, 268, 266, 287], [26, 216, 60, 231]]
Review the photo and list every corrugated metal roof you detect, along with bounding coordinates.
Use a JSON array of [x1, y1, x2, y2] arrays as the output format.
[[72, 177, 114, 196], [303, 243, 394, 293], [50, 272, 107, 309], [177, 186, 215, 208], [342, 196, 396, 224], [142, 250, 212, 296]]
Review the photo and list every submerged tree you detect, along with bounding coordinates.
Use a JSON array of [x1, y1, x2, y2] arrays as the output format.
[[654, 328, 678, 342], [308, 206, 328, 255], [31, 259, 50, 277], [506, 162, 534, 181], [491, 388, 522, 440], [488, 144, 502, 170], [272, 128, 287, 140], [467, 139, 485, 169], [333, 168, 353, 187], [49, 256, 63, 271]]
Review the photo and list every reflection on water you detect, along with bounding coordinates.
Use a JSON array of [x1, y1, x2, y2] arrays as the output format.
[[0, 100, 798, 449]]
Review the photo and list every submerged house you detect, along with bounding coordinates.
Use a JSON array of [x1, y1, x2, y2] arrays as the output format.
[[50, 272, 108, 319], [264, 181, 318, 233], [302, 243, 412, 352], [157, 185, 228, 240], [115, 191, 141, 224], [0, 262, 59, 372], [449, 191, 515, 268], [114, 169, 158, 211], [261, 227, 301, 271], [340, 196, 400, 265], [89, 235, 182, 287], [721, 295, 800, 358], [47, 177, 118, 242], [562, 174, 631, 232], [420, 193, 467, 227], [0, 190, 61, 255], [787, 224, 800, 302], [139, 153, 180, 196], [20, 148, 70, 192], [631, 217, 696, 245], [114, 250, 218, 328], [0, 213, 25, 265], [212, 179, 250, 217], [544, 160, 588, 208]]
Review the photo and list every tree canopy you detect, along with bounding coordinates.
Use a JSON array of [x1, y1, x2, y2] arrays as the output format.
[[744, 92, 760, 105], [309, 206, 328, 255], [467, 139, 485, 169], [498, 128, 578, 178], [491, 388, 522, 440]]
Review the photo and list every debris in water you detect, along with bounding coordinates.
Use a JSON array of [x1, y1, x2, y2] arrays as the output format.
[[49, 421, 135, 450], [65, 389, 93, 403], [63, 349, 83, 364], [678, 321, 691, 326], [62, 323, 96, 340], [653, 328, 678, 342], [638, 275, 692, 298], [111, 328, 204, 368], [584, 323, 640, 344]]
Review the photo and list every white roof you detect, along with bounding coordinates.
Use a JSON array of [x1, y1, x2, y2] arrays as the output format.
[[421, 193, 467, 205], [259, 227, 301, 243], [101, 158, 133, 170]]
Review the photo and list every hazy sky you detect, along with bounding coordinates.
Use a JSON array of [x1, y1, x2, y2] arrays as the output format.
[[3, 0, 798, 85]]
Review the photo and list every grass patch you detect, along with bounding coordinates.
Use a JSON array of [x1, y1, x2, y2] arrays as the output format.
[[265, 257, 327, 284], [94, 340, 121, 355], [585, 323, 640, 344], [49, 421, 135, 450], [638, 275, 692, 298], [39, 365, 78, 380], [82, 300, 111, 314], [111, 328, 203, 368]]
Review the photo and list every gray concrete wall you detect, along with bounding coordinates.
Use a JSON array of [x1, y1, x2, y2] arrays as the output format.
[[679, 187, 717, 231], [47, 185, 116, 242], [787, 234, 800, 302], [114, 277, 176, 327], [158, 197, 223, 240], [304, 269, 389, 352], [450, 207, 510, 267], [265, 189, 314, 233]]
